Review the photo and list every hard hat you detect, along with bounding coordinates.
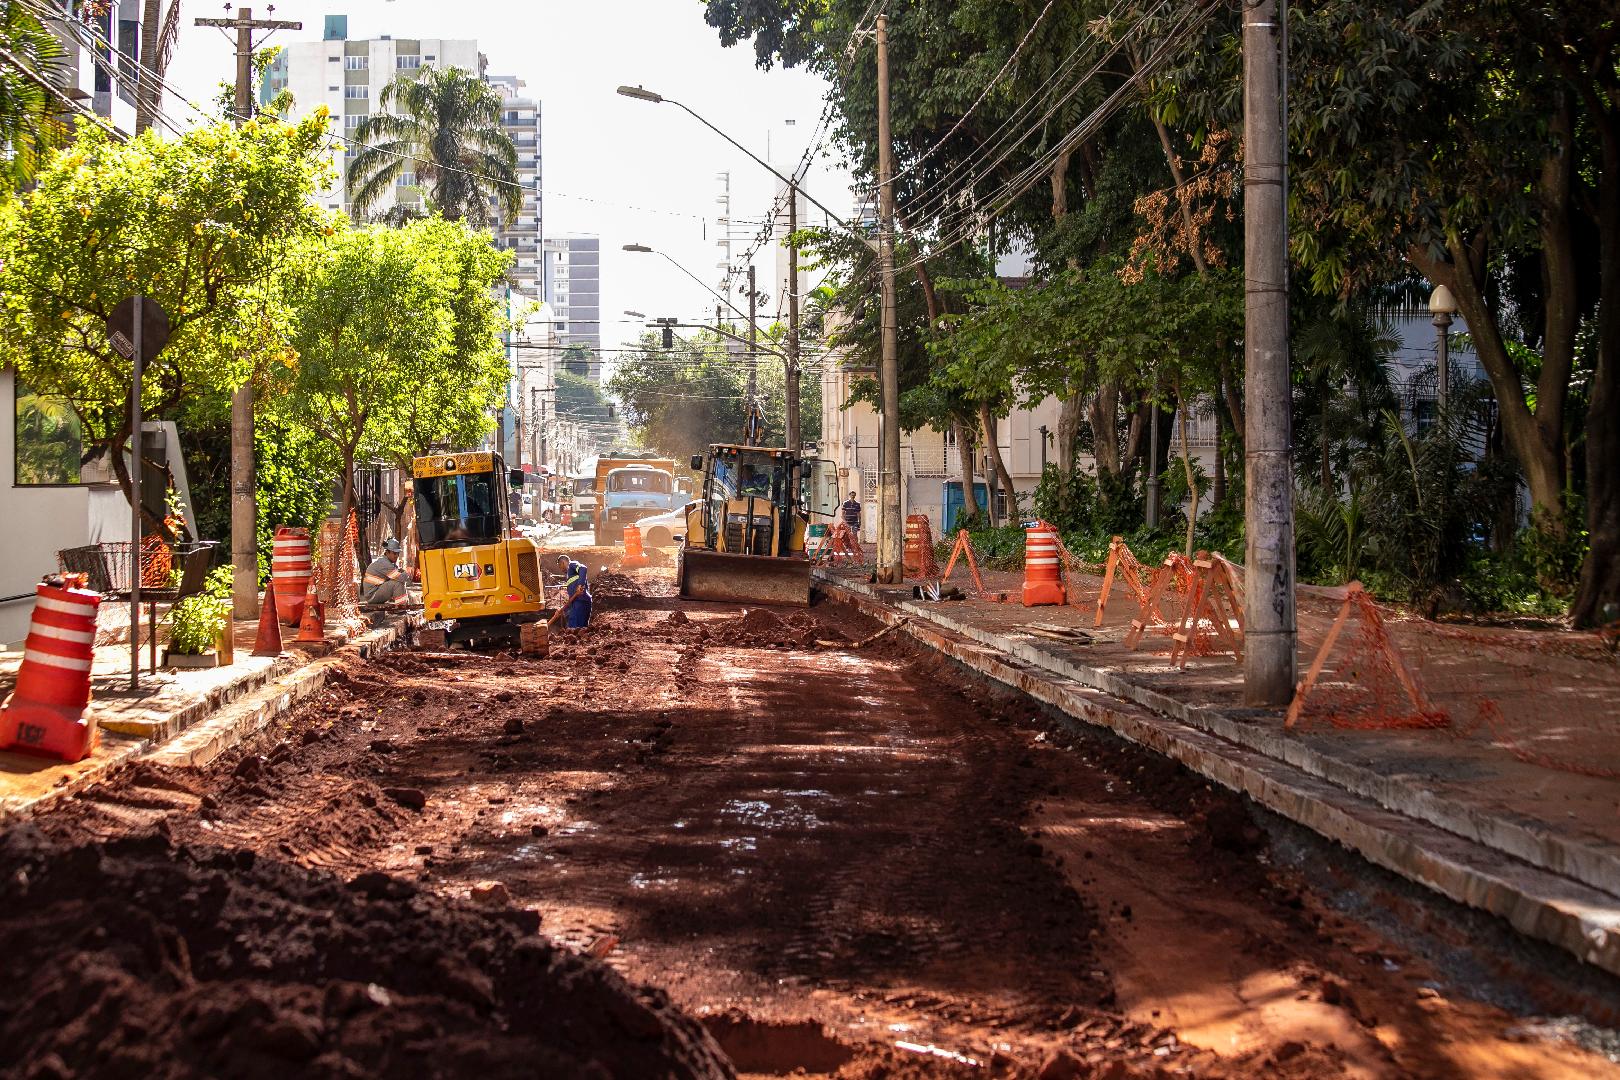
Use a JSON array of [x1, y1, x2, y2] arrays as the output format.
[[383, 538, 402, 554]]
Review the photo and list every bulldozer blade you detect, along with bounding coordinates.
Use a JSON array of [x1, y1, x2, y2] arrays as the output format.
[[679, 549, 811, 607]]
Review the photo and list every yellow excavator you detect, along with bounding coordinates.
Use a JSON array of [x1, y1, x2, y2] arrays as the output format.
[[678, 444, 840, 606], [412, 451, 547, 648]]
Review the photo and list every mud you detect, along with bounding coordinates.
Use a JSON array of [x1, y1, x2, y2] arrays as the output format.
[[0, 821, 729, 1080], [3, 568, 1616, 1079]]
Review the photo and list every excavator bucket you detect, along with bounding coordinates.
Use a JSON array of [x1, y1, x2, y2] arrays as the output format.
[[678, 548, 811, 607]]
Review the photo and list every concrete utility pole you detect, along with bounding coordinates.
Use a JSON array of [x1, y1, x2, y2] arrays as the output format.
[[875, 13, 903, 583], [1241, 0, 1296, 705], [195, 6, 300, 620], [786, 181, 802, 455], [745, 263, 758, 427]]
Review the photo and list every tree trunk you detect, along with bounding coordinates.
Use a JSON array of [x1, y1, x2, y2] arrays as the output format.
[[1572, 110, 1620, 627], [1054, 392, 1084, 515], [1213, 399, 1227, 507], [953, 420, 980, 525], [1089, 380, 1122, 480], [979, 400, 1016, 526], [1409, 233, 1568, 523], [136, 1, 162, 135], [1177, 381, 1198, 558], [341, 452, 368, 574]]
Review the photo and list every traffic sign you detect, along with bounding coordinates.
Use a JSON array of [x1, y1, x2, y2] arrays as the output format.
[[106, 296, 171, 360]]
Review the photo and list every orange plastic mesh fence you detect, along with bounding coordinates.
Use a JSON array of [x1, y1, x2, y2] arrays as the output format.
[[315, 515, 362, 627]]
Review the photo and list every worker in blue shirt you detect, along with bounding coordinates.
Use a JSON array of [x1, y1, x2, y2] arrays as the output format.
[[554, 553, 592, 628]]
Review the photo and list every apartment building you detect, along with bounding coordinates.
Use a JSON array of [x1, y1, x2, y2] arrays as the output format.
[[541, 237, 602, 381], [487, 74, 543, 300]]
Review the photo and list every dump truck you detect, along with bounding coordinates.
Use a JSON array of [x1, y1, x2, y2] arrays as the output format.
[[592, 455, 678, 545], [412, 451, 547, 649], [677, 443, 840, 607]]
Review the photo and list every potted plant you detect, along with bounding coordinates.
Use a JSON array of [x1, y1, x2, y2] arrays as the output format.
[[165, 565, 234, 669]]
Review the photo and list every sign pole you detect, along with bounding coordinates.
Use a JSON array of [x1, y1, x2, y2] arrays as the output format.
[[129, 296, 143, 691]]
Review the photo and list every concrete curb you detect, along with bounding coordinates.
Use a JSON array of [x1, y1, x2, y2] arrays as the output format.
[[147, 621, 409, 769], [1, 619, 411, 816], [812, 570, 1620, 900], [814, 572, 1620, 979]]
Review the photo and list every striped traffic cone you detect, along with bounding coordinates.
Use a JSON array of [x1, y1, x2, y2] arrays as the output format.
[[0, 579, 102, 762]]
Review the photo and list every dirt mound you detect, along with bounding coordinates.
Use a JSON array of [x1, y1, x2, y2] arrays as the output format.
[[703, 608, 832, 650], [0, 825, 732, 1080]]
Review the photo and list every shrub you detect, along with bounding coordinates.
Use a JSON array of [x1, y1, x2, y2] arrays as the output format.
[[168, 564, 234, 655]]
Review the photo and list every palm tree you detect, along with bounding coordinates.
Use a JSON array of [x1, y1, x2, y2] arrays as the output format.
[[346, 66, 520, 227], [0, 0, 69, 187], [136, 0, 183, 134]]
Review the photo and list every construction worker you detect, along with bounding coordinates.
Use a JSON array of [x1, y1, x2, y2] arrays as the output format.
[[840, 490, 862, 535], [554, 552, 592, 628], [361, 538, 407, 606]]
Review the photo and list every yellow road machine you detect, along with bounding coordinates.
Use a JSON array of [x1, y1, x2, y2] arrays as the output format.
[[413, 451, 547, 649], [678, 443, 840, 607]]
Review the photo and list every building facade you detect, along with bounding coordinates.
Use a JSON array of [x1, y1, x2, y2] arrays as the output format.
[[487, 74, 543, 301], [541, 237, 602, 381]]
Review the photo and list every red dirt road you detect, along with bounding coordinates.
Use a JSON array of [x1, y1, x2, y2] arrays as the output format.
[[4, 567, 1616, 1079]]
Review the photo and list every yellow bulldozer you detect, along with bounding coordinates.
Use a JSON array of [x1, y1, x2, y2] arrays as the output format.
[[412, 451, 548, 649], [678, 443, 840, 606]]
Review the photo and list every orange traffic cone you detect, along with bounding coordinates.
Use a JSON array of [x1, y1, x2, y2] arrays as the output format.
[[294, 576, 325, 643], [621, 524, 650, 569], [0, 578, 102, 762], [252, 585, 284, 657]]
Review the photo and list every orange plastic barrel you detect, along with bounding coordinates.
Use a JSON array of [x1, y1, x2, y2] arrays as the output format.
[[1021, 519, 1066, 607], [270, 526, 312, 626], [0, 580, 102, 761], [622, 524, 650, 569]]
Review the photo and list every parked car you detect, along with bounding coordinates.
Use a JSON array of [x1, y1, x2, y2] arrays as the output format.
[[633, 501, 696, 548]]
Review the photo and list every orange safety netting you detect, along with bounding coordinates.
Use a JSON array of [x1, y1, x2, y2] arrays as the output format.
[[1169, 554, 1245, 667], [938, 529, 1008, 601], [1286, 584, 1445, 731], [315, 514, 362, 628], [1095, 536, 1152, 628], [1123, 552, 1198, 650]]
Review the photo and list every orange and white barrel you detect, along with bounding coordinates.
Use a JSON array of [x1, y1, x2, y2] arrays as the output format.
[[1021, 519, 1066, 607], [270, 526, 312, 626], [0, 580, 102, 761]]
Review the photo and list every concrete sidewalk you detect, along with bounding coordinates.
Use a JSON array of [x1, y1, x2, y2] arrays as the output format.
[[0, 610, 411, 818], [813, 564, 1620, 980]]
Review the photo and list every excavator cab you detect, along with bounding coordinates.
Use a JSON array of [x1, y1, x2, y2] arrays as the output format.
[[678, 445, 839, 606], [413, 452, 546, 648]]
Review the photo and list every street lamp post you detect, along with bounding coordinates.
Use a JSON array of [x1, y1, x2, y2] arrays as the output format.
[[1429, 284, 1458, 413]]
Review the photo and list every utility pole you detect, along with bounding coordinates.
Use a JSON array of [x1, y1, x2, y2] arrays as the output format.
[[786, 181, 802, 455], [745, 262, 758, 420], [1242, 0, 1295, 705], [195, 6, 300, 621], [875, 12, 903, 583]]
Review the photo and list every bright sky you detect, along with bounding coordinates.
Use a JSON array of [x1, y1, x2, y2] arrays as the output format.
[[162, 1, 851, 363]]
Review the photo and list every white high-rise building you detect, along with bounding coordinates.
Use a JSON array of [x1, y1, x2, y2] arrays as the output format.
[[542, 237, 601, 381], [260, 15, 484, 220], [486, 74, 543, 302]]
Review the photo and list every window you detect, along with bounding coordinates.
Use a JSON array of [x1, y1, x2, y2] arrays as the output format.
[[344, 55, 368, 70], [414, 473, 500, 548], [396, 171, 416, 187], [344, 84, 368, 99], [345, 113, 367, 130], [328, 55, 341, 62], [14, 385, 82, 485], [396, 54, 421, 70]]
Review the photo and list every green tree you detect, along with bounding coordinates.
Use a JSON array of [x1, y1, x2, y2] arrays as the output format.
[[0, 0, 69, 187], [0, 115, 333, 522], [276, 217, 511, 562], [346, 67, 520, 227], [608, 330, 799, 462]]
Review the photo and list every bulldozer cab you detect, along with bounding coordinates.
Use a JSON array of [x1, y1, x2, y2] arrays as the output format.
[[678, 446, 838, 607]]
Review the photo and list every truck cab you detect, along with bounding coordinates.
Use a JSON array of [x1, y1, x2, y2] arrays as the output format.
[[595, 463, 677, 545]]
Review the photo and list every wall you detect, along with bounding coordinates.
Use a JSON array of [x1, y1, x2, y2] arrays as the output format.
[[1, 368, 91, 648]]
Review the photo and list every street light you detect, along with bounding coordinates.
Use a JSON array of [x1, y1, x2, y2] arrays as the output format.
[[622, 243, 750, 325], [1429, 285, 1458, 412], [616, 85, 854, 232]]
